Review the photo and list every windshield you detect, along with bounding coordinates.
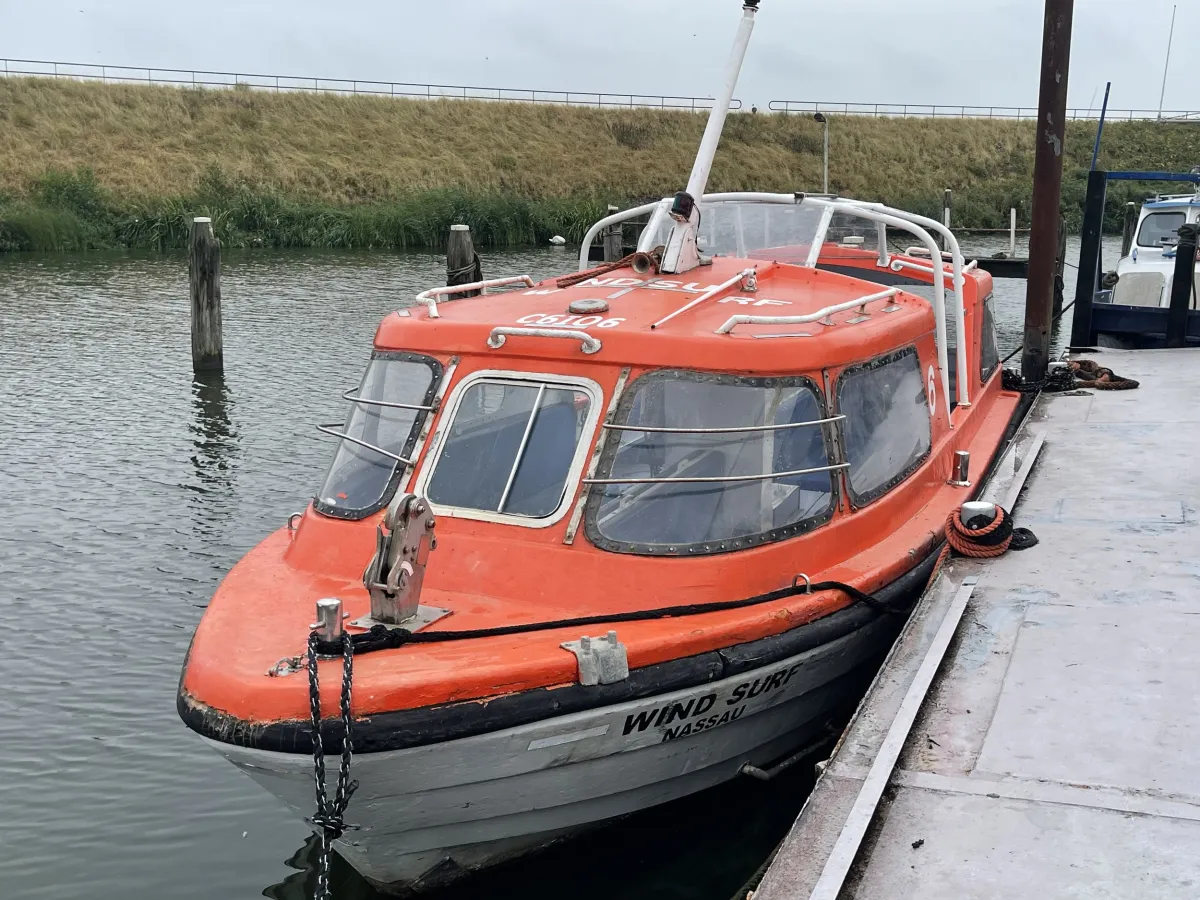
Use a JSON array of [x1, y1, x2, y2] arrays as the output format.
[[586, 372, 836, 555], [425, 377, 595, 521], [1138, 211, 1186, 248], [640, 201, 878, 264], [315, 353, 441, 518]]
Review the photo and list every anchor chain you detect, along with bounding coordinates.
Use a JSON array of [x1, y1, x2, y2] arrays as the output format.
[[307, 630, 357, 900]]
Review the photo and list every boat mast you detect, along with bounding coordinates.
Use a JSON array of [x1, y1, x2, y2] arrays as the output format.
[[660, 1, 761, 275]]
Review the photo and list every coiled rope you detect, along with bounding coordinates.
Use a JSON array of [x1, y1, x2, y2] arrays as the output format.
[[944, 505, 1038, 558]]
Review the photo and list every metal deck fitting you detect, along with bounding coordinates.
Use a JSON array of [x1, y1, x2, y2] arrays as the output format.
[[755, 348, 1200, 900]]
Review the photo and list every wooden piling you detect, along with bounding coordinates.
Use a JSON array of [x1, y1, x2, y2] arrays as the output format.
[[941, 189, 952, 250], [189, 217, 223, 374], [1121, 202, 1138, 257], [603, 205, 623, 262], [447, 224, 482, 297]]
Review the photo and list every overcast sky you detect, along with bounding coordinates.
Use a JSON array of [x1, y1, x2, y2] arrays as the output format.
[[1, 0, 1193, 113]]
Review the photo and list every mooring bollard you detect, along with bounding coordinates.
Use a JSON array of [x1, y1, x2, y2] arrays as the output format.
[[189, 217, 223, 374], [1009, 208, 1018, 258], [603, 204, 623, 262], [447, 224, 482, 298]]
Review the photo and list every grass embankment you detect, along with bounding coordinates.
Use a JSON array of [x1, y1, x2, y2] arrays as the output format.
[[2, 77, 1199, 252]]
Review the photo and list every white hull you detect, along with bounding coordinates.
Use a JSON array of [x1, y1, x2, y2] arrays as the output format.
[[211, 619, 897, 892], [206, 614, 899, 892]]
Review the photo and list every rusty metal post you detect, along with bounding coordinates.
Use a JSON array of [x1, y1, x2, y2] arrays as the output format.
[[1022, 0, 1075, 382]]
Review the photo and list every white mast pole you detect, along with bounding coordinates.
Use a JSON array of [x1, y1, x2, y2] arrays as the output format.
[[1158, 4, 1177, 121], [660, 1, 761, 274], [685, 1, 760, 198]]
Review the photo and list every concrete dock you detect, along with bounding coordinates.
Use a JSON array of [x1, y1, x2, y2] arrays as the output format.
[[755, 348, 1200, 900]]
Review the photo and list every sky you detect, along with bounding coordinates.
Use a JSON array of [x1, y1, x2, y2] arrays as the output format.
[[0, 0, 1194, 114]]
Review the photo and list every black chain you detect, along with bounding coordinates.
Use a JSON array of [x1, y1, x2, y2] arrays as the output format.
[[307, 632, 357, 900]]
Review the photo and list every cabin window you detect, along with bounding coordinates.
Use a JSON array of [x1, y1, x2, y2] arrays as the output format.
[[1137, 212, 1186, 248], [980, 294, 1000, 379], [836, 347, 931, 506], [315, 352, 442, 519], [422, 374, 600, 525], [586, 372, 838, 555]]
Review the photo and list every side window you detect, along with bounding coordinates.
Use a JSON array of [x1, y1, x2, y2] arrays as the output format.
[[423, 375, 598, 524], [837, 348, 932, 506], [315, 352, 442, 519], [980, 294, 1000, 380], [586, 372, 837, 555], [1137, 212, 1185, 248]]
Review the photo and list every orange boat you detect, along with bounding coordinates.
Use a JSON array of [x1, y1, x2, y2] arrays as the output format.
[[178, 2, 1025, 893]]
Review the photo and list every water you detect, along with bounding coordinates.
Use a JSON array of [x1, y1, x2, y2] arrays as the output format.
[[0, 236, 1117, 900]]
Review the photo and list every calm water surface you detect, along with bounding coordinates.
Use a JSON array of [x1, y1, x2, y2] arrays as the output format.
[[0, 237, 1114, 900]]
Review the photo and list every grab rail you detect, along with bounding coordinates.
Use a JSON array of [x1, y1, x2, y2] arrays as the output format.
[[487, 327, 602, 355], [603, 414, 845, 435], [314, 424, 413, 464], [577, 201, 665, 271], [715, 288, 900, 334], [584, 462, 849, 486], [807, 201, 958, 413], [890, 258, 978, 281], [415, 275, 536, 319], [340, 388, 436, 412]]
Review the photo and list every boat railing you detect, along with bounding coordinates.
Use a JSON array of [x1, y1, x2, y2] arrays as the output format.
[[602, 415, 846, 435], [583, 462, 850, 487], [314, 423, 414, 464], [339, 388, 437, 412], [891, 258, 978, 281], [487, 326, 602, 355], [830, 199, 969, 410], [415, 276, 536, 319], [577, 202, 666, 270], [715, 288, 900, 334]]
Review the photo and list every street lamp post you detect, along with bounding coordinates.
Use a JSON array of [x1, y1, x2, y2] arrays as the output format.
[[813, 112, 829, 193]]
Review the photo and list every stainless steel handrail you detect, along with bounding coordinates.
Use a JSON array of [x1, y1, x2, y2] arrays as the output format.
[[584, 462, 849, 486], [715, 289, 900, 334], [315, 424, 413, 464], [415, 275, 536, 319], [341, 388, 436, 412], [487, 327, 602, 355], [603, 415, 845, 435]]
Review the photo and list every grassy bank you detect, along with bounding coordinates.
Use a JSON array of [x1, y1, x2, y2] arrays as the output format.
[[2, 77, 1199, 252]]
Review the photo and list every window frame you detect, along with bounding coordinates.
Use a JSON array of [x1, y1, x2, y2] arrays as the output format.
[[313, 350, 444, 521], [1136, 211, 1186, 248], [412, 369, 604, 529], [979, 293, 1000, 382], [584, 369, 840, 557], [834, 345, 932, 509]]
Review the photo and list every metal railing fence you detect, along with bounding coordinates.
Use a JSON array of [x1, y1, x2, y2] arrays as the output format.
[[768, 99, 1200, 122], [0, 58, 737, 111]]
